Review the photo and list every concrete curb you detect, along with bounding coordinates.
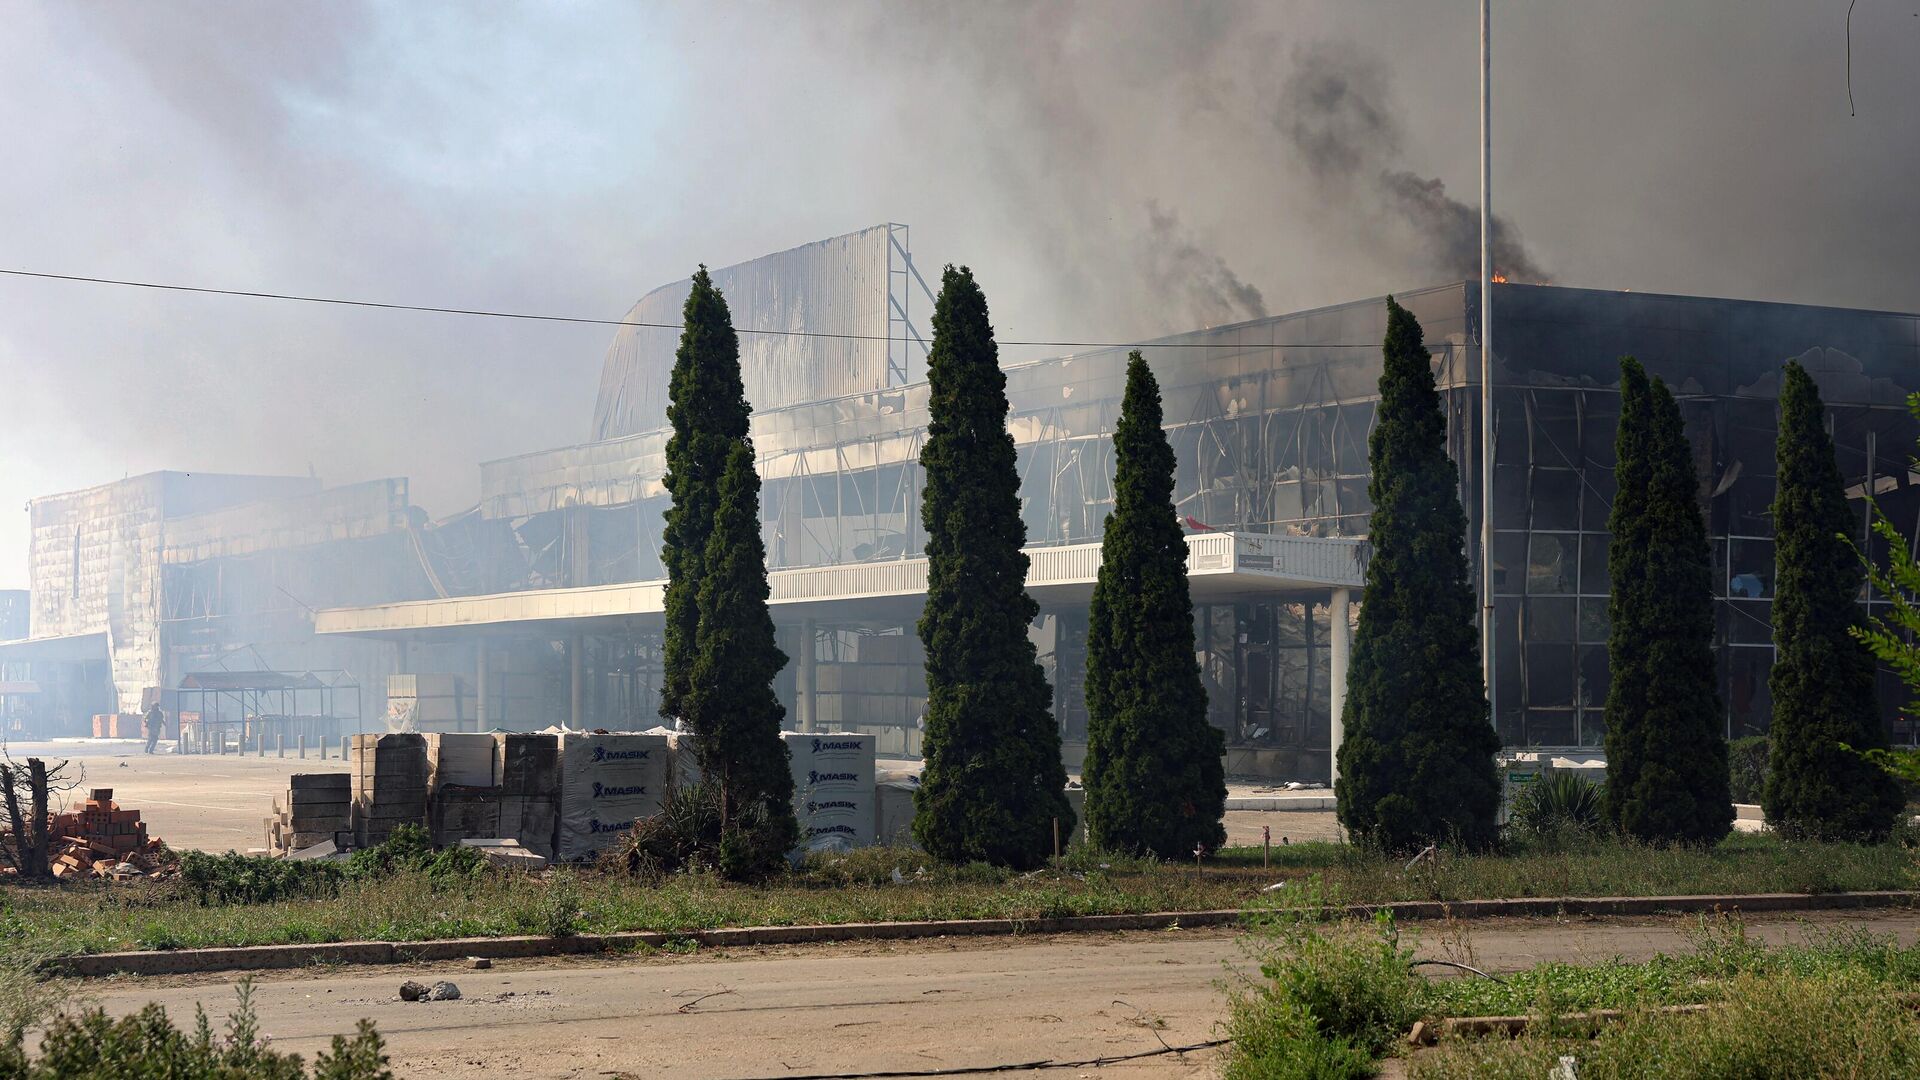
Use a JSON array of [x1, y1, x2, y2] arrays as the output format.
[[52, 890, 1920, 979], [1225, 796, 1335, 811]]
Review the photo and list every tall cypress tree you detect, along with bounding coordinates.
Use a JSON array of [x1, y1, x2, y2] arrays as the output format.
[[1603, 359, 1655, 832], [1082, 353, 1227, 857], [1607, 370, 1733, 844], [685, 439, 801, 877], [914, 265, 1072, 869], [1335, 297, 1499, 852], [660, 268, 750, 725], [1765, 361, 1902, 840]]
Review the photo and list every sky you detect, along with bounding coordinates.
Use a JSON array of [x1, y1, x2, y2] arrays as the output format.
[[2, 1, 1917, 589]]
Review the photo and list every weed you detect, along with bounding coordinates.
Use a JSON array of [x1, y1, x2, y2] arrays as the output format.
[[1411, 972, 1920, 1079], [537, 870, 583, 938]]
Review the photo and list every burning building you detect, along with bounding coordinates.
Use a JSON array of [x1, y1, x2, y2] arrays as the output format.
[[10, 225, 1920, 779]]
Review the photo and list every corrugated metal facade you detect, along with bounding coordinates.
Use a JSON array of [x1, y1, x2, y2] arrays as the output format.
[[590, 225, 894, 441]]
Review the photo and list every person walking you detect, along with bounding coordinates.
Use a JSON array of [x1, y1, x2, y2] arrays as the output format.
[[144, 701, 165, 754]]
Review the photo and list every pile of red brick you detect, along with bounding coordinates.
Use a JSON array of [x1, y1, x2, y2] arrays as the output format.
[[46, 788, 169, 880]]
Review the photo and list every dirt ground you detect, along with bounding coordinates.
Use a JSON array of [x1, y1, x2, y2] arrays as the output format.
[[2, 740, 351, 853], [69, 910, 1920, 1079], [0, 740, 1341, 853]]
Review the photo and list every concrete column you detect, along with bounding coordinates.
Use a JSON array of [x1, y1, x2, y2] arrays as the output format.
[[569, 632, 584, 731], [795, 619, 817, 733], [476, 643, 490, 730], [1328, 588, 1352, 785]]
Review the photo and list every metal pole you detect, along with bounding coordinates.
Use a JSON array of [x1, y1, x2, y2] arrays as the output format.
[[1479, 0, 1497, 734]]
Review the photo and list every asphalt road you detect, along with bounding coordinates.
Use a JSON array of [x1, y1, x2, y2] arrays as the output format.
[[72, 910, 1920, 1079]]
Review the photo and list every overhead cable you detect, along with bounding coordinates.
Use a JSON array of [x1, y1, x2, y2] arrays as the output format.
[[0, 267, 1462, 352]]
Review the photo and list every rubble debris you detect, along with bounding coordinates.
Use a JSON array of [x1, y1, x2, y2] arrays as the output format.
[[399, 980, 462, 1002], [456, 837, 548, 871], [3, 789, 175, 881], [468, 957, 492, 970]]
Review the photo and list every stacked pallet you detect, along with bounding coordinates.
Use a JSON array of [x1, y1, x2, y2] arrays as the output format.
[[497, 733, 558, 859], [265, 774, 352, 854], [425, 732, 502, 845], [46, 789, 166, 878], [351, 733, 429, 846]]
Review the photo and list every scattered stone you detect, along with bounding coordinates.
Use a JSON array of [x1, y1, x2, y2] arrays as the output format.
[[426, 981, 462, 1001], [468, 957, 492, 970], [399, 980, 428, 1002]]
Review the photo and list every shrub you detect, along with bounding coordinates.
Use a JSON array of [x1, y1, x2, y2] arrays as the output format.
[[179, 826, 486, 908], [607, 780, 724, 881], [1510, 771, 1606, 837], [0, 981, 391, 1079], [1222, 910, 1425, 1079], [1727, 736, 1769, 804], [179, 850, 344, 906]]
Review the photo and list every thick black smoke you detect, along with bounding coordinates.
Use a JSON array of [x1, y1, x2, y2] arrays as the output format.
[[1278, 44, 1545, 282], [1142, 203, 1268, 326]]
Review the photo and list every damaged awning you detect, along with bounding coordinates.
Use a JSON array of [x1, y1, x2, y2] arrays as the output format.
[[0, 631, 109, 664]]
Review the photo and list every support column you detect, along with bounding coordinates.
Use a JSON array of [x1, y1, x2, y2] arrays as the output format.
[[1328, 588, 1351, 785], [795, 619, 817, 733], [568, 632, 584, 731], [475, 642, 490, 730]]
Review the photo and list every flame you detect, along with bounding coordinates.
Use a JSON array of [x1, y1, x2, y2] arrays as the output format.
[[1490, 273, 1509, 284]]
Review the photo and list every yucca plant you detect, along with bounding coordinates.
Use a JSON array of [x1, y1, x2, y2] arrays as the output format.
[[1511, 771, 1606, 837]]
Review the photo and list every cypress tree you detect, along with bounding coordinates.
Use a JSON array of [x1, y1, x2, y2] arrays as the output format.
[[1764, 361, 1902, 840], [914, 265, 1073, 869], [660, 268, 750, 725], [685, 439, 801, 878], [1082, 352, 1227, 857], [1602, 359, 1654, 832], [1606, 369, 1734, 844], [1335, 297, 1500, 852]]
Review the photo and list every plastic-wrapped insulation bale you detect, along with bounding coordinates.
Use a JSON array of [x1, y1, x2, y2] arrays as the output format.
[[555, 732, 669, 861], [783, 732, 876, 852]]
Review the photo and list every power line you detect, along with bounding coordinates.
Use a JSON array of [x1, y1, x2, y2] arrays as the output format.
[[0, 266, 1457, 352]]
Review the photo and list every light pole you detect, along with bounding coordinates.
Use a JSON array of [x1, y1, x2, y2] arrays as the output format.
[[1480, 0, 1497, 737]]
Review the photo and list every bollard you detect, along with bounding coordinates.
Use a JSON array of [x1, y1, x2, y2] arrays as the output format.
[[219, 731, 230, 755], [341, 735, 351, 761], [319, 739, 327, 761], [277, 733, 285, 758], [257, 735, 265, 757], [298, 734, 307, 760]]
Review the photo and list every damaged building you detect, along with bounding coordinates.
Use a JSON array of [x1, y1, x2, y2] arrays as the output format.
[[9, 224, 1920, 779]]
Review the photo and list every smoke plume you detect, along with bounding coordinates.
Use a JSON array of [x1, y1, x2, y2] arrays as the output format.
[[1141, 203, 1268, 327], [1277, 43, 1545, 282]]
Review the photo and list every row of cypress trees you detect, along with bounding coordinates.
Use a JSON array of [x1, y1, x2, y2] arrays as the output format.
[[911, 267, 1228, 865], [1602, 356, 1900, 844], [664, 263, 1900, 870], [1336, 302, 1899, 850]]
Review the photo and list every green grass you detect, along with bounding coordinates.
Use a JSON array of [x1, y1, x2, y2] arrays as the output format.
[[1409, 973, 1920, 1078], [0, 833, 1912, 957], [1423, 917, 1920, 1018], [1219, 905, 1920, 1079]]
